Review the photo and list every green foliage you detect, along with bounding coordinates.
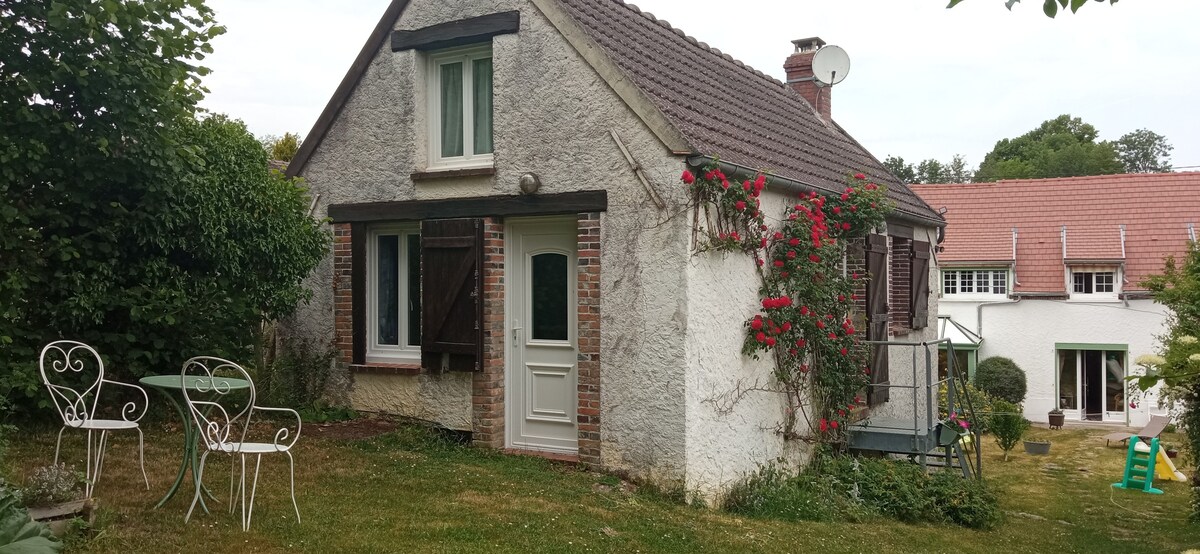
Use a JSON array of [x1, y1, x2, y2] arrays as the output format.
[[939, 379, 998, 433], [947, 0, 1119, 18], [20, 465, 85, 508], [975, 356, 1027, 404], [883, 154, 973, 184], [1116, 128, 1173, 173], [1137, 243, 1200, 520], [990, 400, 1030, 461], [0, 485, 61, 553], [883, 155, 917, 184], [723, 456, 1000, 529], [974, 115, 1124, 182], [261, 132, 303, 163]]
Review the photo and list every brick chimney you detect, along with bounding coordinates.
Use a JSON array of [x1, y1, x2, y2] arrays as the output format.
[[784, 37, 830, 121]]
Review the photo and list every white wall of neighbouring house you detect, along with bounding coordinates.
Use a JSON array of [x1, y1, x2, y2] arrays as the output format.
[[939, 298, 1169, 427], [284, 0, 698, 488]]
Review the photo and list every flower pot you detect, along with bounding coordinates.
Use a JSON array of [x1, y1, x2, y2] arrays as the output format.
[[1024, 440, 1051, 455], [28, 498, 94, 536], [1167, 449, 1179, 459], [1048, 412, 1065, 429]]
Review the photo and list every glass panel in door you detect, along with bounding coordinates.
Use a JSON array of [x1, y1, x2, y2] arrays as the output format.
[[530, 253, 569, 341]]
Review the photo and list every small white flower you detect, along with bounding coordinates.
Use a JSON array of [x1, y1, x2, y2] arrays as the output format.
[[1179, 335, 1198, 345], [1189, 353, 1200, 364]]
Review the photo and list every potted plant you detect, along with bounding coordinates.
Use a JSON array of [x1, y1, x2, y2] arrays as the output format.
[[22, 464, 93, 536], [1023, 439, 1052, 455], [1048, 408, 1065, 429], [1164, 444, 1180, 459]]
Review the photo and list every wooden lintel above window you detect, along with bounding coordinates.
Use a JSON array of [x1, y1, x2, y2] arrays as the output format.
[[391, 11, 520, 52], [328, 190, 607, 222]]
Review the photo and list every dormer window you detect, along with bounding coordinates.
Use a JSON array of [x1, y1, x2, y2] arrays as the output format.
[[942, 269, 1008, 298], [1071, 269, 1117, 297], [428, 44, 493, 169]]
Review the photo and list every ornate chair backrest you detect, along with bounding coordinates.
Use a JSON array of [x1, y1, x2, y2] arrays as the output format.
[[181, 357, 256, 453], [39, 341, 106, 427]]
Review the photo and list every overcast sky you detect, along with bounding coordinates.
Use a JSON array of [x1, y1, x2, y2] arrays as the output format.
[[200, 0, 1200, 171]]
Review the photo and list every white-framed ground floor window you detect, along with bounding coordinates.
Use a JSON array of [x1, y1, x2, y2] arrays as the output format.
[[366, 225, 422, 363], [1056, 344, 1127, 422]]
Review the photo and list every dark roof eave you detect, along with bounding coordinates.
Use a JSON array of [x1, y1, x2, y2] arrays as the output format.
[[686, 155, 946, 229]]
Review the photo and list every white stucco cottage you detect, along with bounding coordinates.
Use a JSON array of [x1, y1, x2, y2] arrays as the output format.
[[283, 0, 944, 498], [913, 173, 1200, 428]]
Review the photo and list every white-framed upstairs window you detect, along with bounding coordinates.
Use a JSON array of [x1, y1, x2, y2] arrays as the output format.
[[367, 225, 422, 363], [1070, 267, 1119, 299], [941, 269, 1008, 299], [427, 44, 494, 170]]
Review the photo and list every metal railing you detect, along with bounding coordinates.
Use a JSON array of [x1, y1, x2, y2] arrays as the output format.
[[857, 338, 982, 478]]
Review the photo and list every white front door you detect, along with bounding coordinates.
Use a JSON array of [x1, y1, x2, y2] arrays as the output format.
[[506, 218, 578, 453]]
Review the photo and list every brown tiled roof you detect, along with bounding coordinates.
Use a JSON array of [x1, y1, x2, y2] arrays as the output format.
[[554, 0, 939, 223], [911, 173, 1200, 293]]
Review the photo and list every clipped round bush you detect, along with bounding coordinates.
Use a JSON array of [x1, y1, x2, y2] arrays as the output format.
[[975, 356, 1027, 404]]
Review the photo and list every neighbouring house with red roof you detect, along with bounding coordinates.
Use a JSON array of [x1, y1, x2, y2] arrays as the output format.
[[912, 173, 1200, 428], [281, 0, 944, 499]]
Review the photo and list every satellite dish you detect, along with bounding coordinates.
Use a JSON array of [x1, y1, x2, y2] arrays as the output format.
[[811, 45, 851, 86]]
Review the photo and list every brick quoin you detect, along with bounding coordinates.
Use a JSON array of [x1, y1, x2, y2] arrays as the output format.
[[576, 212, 602, 468], [472, 217, 506, 448], [332, 223, 354, 366]]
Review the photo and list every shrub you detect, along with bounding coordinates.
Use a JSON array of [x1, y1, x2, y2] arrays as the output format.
[[252, 335, 341, 420], [21, 464, 85, 507], [939, 380, 997, 434], [723, 455, 1000, 530], [990, 400, 1030, 461], [975, 356, 1027, 404]]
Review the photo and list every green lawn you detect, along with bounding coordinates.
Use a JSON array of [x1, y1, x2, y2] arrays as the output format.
[[7, 420, 1200, 553]]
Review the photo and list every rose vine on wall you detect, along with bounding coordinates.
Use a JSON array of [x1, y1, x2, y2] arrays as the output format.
[[683, 164, 893, 444]]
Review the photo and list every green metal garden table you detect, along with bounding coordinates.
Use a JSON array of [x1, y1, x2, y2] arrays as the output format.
[[138, 374, 250, 512]]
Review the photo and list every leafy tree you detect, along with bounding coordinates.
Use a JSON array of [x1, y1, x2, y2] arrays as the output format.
[[1116, 128, 1173, 173], [917, 159, 949, 185], [974, 115, 1124, 182], [0, 1, 328, 415], [1135, 243, 1200, 519], [946, 154, 975, 183], [975, 356, 1027, 404], [989, 400, 1029, 461], [948, 0, 1120, 18], [883, 155, 918, 184], [262, 132, 303, 162]]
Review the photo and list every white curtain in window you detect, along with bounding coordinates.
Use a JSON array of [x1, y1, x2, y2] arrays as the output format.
[[473, 57, 493, 155], [441, 62, 464, 157]]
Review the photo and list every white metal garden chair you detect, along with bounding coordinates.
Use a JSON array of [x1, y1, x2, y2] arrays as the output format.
[[181, 356, 301, 531], [38, 340, 149, 498]]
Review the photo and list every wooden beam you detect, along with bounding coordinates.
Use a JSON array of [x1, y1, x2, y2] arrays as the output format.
[[329, 191, 608, 223], [391, 11, 520, 52]]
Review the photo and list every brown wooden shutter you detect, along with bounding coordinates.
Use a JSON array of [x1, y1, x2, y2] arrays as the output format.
[[351, 223, 367, 365], [420, 218, 484, 372], [865, 233, 890, 405], [910, 239, 931, 330]]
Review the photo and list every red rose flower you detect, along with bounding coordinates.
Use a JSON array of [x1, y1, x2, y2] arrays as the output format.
[[743, 180, 751, 192], [751, 317, 764, 330], [780, 271, 789, 278], [832, 207, 841, 215], [755, 332, 766, 342], [765, 337, 776, 347], [735, 200, 746, 211], [830, 420, 839, 429], [809, 254, 820, 263], [842, 223, 851, 230], [800, 364, 810, 373], [854, 173, 866, 180], [782, 322, 792, 331], [787, 250, 797, 259], [816, 320, 825, 329], [838, 294, 846, 302], [796, 339, 806, 348], [788, 238, 800, 247], [828, 333, 838, 339], [840, 193, 849, 201], [681, 170, 695, 184], [721, 180, 730, 190], [755, 174, 766, 188], [756, 258, 764, 267], [840, 347, 848, 355], [819, 419, 828, 432], [773, 260, 785, 268]]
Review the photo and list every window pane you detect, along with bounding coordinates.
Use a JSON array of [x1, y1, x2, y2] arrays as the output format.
[[531, 253, 569, 341], [472, 57, 493, 155], [407, 234, 422, 347], [1105, 352, 1124, 412], [960, 270, 974, 293], [440, 62, 464, 158], [994, 270, 1007, 294], [1096, 272, 1114, 293], [1073, 272, 1090, 294], [1058, 350, 1076, 409], [377, 235, 400, 346], [943, 271, 956, 295]]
